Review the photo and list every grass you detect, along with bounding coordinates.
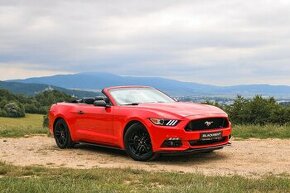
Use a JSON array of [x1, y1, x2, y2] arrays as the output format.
[[0, 114, 47, 137], [0, 162, 289, 193], [232, 124, 290, 139]]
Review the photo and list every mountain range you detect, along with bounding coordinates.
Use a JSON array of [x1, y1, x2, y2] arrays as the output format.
[[0, 80, 100, 97], [5, 72, 290, 98]]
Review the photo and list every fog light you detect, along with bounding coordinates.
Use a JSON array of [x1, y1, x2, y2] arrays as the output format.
[[162, 138, 182, 147]]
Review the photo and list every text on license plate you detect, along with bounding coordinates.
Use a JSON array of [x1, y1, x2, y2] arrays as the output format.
[[200, 132, 222, 140]]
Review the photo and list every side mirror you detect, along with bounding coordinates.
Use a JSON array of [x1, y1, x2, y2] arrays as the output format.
[[94, 100, 110, 108]]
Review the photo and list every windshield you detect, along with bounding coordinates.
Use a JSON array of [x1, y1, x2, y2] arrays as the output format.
[[109, 87, 175, 105]]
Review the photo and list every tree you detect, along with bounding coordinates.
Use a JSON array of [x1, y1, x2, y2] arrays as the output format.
[[35, 90, 73, 107], [0, 89, 73, 117], [224, 95, 248, 124]]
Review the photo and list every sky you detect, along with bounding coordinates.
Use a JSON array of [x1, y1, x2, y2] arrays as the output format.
[[0, 0, 290, 85]]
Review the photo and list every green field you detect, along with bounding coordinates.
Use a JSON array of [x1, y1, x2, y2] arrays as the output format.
[[0, 114, 47, 137], [232, 124, 290, 139], [0, 162, 289, 193]]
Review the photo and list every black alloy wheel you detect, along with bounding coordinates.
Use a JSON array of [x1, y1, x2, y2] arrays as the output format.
[[54, 119, 74, 148], [124, 123, 155, 161]]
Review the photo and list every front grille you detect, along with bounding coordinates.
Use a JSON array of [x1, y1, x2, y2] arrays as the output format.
[[189, 137, 227, 146], [185, 118, 229, 131]]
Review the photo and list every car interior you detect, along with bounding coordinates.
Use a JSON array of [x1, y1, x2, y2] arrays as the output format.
[[70, 96, 110, 105]]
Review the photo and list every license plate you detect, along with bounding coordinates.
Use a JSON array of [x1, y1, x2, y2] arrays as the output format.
[[200, 131, 222, 141]]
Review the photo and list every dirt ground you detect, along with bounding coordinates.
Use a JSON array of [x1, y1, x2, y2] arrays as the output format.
[[1, 136, 290, 177]]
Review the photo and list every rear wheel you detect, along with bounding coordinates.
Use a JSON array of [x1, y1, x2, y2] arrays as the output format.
[[54, 119, 74, 149], [124, 123, 155, 161]]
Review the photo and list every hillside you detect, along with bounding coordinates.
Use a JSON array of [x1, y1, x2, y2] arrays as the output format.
[[0, 81, 100, 97], [8, 72, 290, 97], [9, 72, 215, 96]]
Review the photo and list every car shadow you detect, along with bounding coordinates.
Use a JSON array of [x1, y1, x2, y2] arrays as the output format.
[[73, 143, 228, 164], [75, 143, 128, 157], [156, 152, 228, 165]]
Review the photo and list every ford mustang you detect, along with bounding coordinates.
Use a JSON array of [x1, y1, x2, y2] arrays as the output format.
[[49, 86, 232, 161]]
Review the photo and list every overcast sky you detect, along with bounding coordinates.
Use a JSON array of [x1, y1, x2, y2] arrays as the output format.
[[0, 0, 290, 85]]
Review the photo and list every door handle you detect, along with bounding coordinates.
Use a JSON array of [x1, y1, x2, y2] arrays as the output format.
[[78, 110, 85, 115]]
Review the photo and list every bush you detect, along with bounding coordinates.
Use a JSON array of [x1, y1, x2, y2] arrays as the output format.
[[3, 102, 25, 118], [0, 109, 8, 117], [24, 103, 39, 114], [269, 107, 290, 124], [223, 95, 290, 125], [43, 114, 49, 128]]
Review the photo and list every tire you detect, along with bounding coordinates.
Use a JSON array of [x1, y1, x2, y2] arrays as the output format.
[[53, 119, 74, 149], [124, 123, 155, 161]]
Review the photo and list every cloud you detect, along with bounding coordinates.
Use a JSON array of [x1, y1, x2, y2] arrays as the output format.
[[0, 62, 69, 80], [0, 0, 290, 85]]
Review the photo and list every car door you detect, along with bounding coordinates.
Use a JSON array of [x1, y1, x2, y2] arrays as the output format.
[[74, 104, 114, 145]]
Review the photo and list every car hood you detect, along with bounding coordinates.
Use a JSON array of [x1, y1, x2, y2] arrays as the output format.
[[136, 102, 227, 118]]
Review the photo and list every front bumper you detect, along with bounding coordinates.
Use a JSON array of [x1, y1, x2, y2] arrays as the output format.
[[147, 116, 232, 153], [158, 144, 231, 155]]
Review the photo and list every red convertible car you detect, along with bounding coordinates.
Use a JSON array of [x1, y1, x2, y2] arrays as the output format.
[[49, 86, 232, 161]]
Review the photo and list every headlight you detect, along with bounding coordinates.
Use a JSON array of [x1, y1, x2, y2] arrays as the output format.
[[149, 118, 179, 126]]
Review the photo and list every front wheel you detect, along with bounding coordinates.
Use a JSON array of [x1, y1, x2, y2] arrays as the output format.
[[53, 119, 74, 149], [124, 123, 155, 161]]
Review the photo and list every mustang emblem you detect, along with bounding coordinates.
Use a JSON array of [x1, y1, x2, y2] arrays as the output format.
[[204, 121, 214, 127]]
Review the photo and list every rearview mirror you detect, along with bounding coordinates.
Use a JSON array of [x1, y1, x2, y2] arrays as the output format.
[[94, 100, 110, 108]]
